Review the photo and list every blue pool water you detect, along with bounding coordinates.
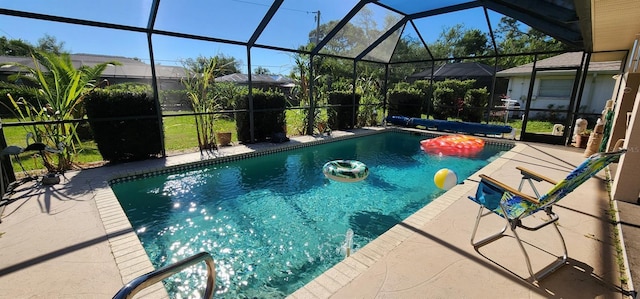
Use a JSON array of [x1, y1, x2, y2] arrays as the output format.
[[112, 131, 510, 298]]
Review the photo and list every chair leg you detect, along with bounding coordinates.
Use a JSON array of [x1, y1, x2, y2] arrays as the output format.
[[537, 221, 568, 280], [509, 223, 537, 281], [470, 205, 508, 247], [509, 220, 569, 282]]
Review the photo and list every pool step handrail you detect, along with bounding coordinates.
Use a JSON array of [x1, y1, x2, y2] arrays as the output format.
[[113, 251, 216, 299]]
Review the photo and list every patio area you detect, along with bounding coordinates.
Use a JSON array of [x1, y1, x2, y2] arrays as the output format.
[[0, 128, 636, 298]]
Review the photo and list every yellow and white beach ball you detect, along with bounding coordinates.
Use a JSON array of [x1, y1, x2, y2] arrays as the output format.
[[434, 168, 457, 190]]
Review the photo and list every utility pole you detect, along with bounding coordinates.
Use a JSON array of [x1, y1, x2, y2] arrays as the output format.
[[313, 10, 321, 44]]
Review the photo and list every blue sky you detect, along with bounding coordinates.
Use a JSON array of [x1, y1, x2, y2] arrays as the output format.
[[0, 1, 504, 75]]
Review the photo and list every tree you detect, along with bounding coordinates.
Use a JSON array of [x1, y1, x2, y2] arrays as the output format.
[[0, 36, 33, 56], [182, 54, 240, 76], [494, 17, 571, 68], [427, 24, 489, 62], [458, 29, 489, 58], [36, 34, 67, 54], [1, 34, 67, 56], [254, 66, 272, 75], [387, 35, 430, 84], [310, 20, 366, 56]]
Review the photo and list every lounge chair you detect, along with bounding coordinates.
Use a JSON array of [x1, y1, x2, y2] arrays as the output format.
[[468, 149, 626, 281]]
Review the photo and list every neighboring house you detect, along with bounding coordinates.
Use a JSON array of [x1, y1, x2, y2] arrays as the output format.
[[497, 52, 622, 119], [0, 54, 294, 110], [215, 73, 294, 91], [0, 53, 189, 110], [0, 53, 185, 86]]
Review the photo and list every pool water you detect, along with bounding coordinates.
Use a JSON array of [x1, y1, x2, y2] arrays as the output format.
[[112, 132, 509, 298]]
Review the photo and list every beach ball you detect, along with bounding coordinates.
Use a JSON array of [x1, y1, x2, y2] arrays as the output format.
[[434, 168, 457, 190]]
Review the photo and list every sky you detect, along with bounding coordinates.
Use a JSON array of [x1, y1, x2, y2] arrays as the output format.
[[0, 0, 505, 75]]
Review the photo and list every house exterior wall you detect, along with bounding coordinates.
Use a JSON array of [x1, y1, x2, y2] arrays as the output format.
[[503, 73, 616, 118]]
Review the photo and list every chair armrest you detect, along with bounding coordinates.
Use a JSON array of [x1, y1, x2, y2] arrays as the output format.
[[479, 174, 540, 205], [515, 166, 558, 185]]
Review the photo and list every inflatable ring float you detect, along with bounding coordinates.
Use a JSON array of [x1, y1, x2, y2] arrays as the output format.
[[322, 160, 369, 183], [420, 134, 485, 157]]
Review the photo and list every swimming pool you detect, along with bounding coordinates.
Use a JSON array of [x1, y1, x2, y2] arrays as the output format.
[[111, 131, 511, 298]]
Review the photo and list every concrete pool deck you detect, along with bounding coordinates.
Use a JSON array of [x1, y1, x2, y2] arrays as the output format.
[[0, 128, 636, 298]]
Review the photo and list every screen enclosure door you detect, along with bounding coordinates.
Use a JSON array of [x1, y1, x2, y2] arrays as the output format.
[[519, 67, 582, 145]]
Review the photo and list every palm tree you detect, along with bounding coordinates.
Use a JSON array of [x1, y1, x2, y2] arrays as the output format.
[[2, 50, 120, 172]]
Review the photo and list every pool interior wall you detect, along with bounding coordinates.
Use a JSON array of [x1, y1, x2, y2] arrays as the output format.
[[106, 128, 516, 297]]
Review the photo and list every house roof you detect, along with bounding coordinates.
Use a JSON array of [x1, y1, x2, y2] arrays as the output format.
[[408, 62, 500, 80], [1, 54, 296, 84], [0, 53, 185, 79], [497, 52, 621, 77], [215, 73, 293, 85]]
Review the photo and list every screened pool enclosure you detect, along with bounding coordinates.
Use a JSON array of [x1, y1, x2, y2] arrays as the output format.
[[0, 0, 629, 177]]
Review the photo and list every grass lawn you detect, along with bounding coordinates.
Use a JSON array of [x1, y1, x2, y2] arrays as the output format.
[[488, 119, 555, 133], [2, 115, 237, 173], [1, 113, 558, 174], [162, 115, 237, 152]]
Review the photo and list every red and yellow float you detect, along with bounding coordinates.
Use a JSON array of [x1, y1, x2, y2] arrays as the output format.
[[420, 134, 485, 157]]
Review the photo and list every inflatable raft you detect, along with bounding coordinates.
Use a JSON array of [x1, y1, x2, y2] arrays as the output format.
[[420, 134, 485, 157]]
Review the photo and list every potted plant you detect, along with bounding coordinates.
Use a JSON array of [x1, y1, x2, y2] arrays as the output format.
[[575, 129, 591, 148], [216, 131, 232, 146]]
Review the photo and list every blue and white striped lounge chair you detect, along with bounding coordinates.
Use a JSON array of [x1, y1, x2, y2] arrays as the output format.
[[468, 149, 626, 281]]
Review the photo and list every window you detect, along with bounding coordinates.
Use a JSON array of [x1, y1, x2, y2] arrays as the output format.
[[538, 79, 573, 97]]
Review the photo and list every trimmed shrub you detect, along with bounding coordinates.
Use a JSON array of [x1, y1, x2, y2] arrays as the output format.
[[432, 79, 475, 119], [432, 87, 455, 119], [235, 90, 286, 143], [328, 91, 360, 130], [387, 88, 423, 118], [463, 88, 489, 122], [84, 90, 162, 162], [413, 80, 432, 116]]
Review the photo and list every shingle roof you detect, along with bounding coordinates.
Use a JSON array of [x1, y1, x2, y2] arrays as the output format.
[[0, 53, 185, 79], [215, 73, 293, 84], [497, 52, 621, 76], [409, 62, 500, 79]]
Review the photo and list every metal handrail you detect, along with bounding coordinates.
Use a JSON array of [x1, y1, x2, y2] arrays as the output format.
[[113, 251, 215, 299]]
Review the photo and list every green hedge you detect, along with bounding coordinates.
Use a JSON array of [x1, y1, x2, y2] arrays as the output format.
[[328, 91, 360, 130], [432, 79, 475, 120], [387, 89, 423, 118], [0, 87, 41, 116], [235, 90, 286, 143], [463, 87, 489, 122], [84, 90, 162, 162]]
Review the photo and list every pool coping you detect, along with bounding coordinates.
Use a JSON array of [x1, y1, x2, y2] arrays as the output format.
[[95, 127, 519, 298]]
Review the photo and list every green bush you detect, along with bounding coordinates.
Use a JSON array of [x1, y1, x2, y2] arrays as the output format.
[[387, 88, 423, 118], [463, 87, 489, 122], [0, 87, 40, 116], [432, 87, 455, 119], [85, 90, 162, 162], [432, 79, 475, 119], [235, 90, 286, 143], [413, 80, 432, 116], [328, 91, 360, 130]]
